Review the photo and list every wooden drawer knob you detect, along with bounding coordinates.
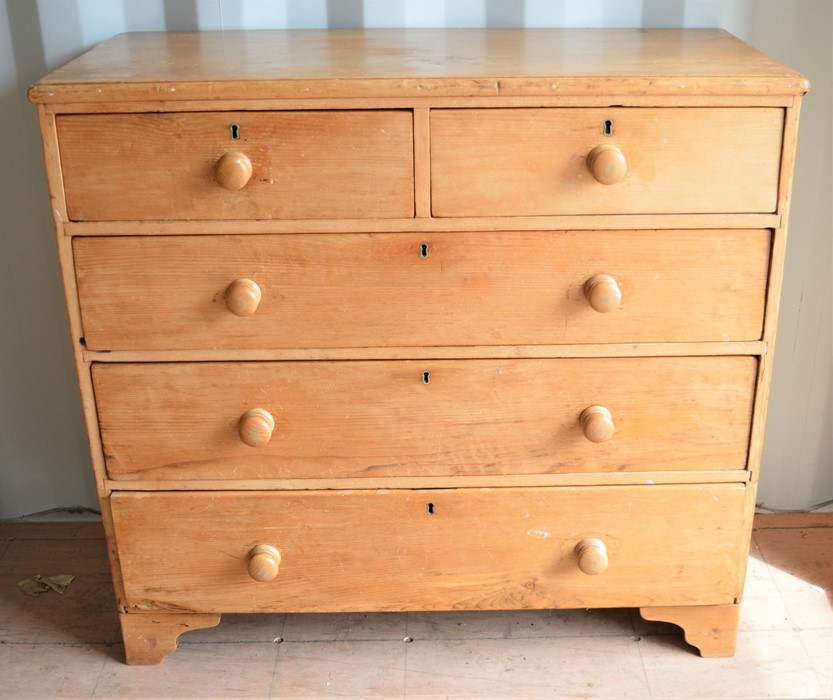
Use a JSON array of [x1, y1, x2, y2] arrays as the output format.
[[580, 405, 615, 443], [576, 538, 608, 575], [225, 278, 262, 317], [238, 408, 275, 447], [586, 144, 627, 185], [247, 544, 281, 582], [215, 151, 253, 191], [584, 274, 622, 313]]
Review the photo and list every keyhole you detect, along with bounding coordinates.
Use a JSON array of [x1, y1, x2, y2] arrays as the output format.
[[427, 503, 435, 515], [422, 371, 430, 384], [230, 124, 241, 140], [603, 120, 614, 137], [420, 242, 429, 258]]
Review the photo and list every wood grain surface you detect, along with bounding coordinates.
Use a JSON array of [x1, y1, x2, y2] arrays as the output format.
[[73, 230, 770, 351], [431, 108, 784, 216], [58, 110, 414, 221], [119, 613, 221, 665], [111, 484, 746, 612], [29, 30, 808, 103], [93, 357, 757, 480], [640, 604, 741, 658]]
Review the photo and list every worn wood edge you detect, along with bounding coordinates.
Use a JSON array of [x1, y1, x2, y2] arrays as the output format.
[[37, 106, 130, 611], [413, 107, 431, 218], [748, 98, 801, 482], [41, 94, 797, 114], [54, 238, 125, 603], [729, 104, 801, 600], [737, 100, 804, 597], [119, 612, 222, 665], [103, 470, 751, 492], [639, 604, 741, 657], [733, 482, 758, 603], [27, 29, 808, 99], [107, 483, 750, 498], [36, 106, 69, 227], [83, 341, 766, 364], [748, 99, 804, 481], [63, 214, 780, 236], [28, 75, 809, 105]]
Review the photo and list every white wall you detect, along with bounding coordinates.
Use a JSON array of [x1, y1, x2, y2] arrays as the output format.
[[0, 0, 830, 517]]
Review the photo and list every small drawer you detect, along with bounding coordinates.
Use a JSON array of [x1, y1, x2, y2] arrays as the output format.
[[93, 357, 756, 481], [111, 484, 746, 612], [431, 108, 783, 216], [73, 230, 770, 351], [57, 111, 414, 220]]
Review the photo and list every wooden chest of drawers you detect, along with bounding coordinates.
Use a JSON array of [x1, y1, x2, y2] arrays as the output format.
[[30, 29, 807, 663]]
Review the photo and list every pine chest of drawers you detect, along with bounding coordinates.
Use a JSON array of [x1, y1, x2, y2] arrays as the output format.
[[30, 29, 807, 663]]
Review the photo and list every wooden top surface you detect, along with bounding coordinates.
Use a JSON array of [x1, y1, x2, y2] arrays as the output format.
[[29, 29, 807, 103]]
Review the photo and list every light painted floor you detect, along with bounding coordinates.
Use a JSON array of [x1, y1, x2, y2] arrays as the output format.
[[0, 514, 830, 699]]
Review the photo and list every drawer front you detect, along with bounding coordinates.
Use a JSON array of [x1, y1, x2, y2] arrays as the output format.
[[431, 108, 783, 216], [57, 111, 414, 221], [94, 357, 756, 480], [74, 230, 770, 351], [111, 485, 746, 612]]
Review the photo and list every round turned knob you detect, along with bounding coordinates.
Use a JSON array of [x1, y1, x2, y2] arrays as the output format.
[[586, 144, 627, 185], [576, 538, 608, 575], [247, 544, 281, 582], [580, 405, 615, 443], [238, 408, 275, 448], [215, 151, 253, 191], [225, 278, 262, 317], [584, 274, 622, 313]]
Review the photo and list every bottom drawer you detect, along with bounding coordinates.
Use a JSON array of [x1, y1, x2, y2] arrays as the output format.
[[111, 485, 747, 613]]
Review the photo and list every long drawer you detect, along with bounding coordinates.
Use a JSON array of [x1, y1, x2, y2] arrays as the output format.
[[73, 230, 770, 351], [111, 485, 746, 612], [57, 111, 415, 221], [431, 107, 783, 216], [93, 357, 756, 480]]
